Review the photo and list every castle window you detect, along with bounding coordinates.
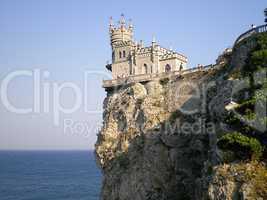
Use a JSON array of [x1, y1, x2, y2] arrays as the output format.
[[144, 64, 148, 74], [165, 64, 171, 72], [112, 51, 115, 62], [119, 51, 122, 58], [179, 63, 183, 71], [123, 51, 126, 57]]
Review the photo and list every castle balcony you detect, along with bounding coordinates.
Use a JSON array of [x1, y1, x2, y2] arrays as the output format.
[[106, 63, 112, 71], [102, 64, 220, 88]]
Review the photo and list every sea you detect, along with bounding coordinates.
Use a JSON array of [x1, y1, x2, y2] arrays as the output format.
[[0, 151, 102, 200]]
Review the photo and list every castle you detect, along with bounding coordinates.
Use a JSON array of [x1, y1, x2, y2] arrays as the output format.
[[106, 15, 188, 80]]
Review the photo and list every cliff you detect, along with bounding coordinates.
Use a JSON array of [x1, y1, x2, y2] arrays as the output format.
[[95, 32, 267, 200]]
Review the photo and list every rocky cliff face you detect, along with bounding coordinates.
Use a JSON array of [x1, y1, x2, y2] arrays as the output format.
[[96, 69, 223, 200], [95, 34, 266, 200]]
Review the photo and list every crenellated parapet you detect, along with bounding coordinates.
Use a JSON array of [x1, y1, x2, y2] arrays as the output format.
[[109, 14, 134, 46], [160, 52, 187, 62]]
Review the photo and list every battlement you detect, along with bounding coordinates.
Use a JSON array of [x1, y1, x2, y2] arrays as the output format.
[[136, 47, 152, 54], [160, 52, 187, 62], [109, 15, 133, 45]]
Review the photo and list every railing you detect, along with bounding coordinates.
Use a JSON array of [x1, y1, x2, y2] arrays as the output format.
[[234, 24, 267, 46], [102, 64, 219, 88]]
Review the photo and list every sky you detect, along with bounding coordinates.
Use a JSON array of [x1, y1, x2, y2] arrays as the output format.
[[0, 0, 266, 150]]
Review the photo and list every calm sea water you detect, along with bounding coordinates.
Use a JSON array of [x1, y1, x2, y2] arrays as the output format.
[[0, 151, 102, 200]]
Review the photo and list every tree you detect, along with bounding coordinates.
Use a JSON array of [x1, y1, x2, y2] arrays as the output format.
[[265, 8, 267, 23]]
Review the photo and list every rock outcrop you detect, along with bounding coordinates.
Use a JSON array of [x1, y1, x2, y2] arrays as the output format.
[[95, 33, 266, 200], [96, 69, 223, 200]]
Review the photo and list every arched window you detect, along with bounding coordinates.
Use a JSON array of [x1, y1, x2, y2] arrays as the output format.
[[119, 51, 122, 58], [165, 64, 171, 72], [123, 51, 126, 58], [144, 64, 148, 74]]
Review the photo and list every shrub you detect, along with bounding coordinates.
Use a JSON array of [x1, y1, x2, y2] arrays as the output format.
[[169, 110, 181, 123], [229, 68, 241, 79], [241, 33, 267, 92], [218, 132, 264, 160], [159, 77, 169, 85], [235, 99, 256, 113], [234, 162, 267, 199], [222, 150, 236, 163], [136, 98, 143, 106], [224, 112, 240, 126], [250, 163, 267, 198]]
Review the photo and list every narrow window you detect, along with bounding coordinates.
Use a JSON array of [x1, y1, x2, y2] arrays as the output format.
[[123, 51, 126, 58], [144, 64, 148, 74], [119, 51, 122, 58], [179, 63, 183, 71], [165, 64, 171, 72], [112, 51, 115, 62]]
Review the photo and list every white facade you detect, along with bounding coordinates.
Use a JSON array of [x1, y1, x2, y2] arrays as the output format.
[[107, 15, 188, 79]]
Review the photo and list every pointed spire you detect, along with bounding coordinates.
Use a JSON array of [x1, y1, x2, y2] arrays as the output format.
[[109, 16, 113, 26], [109, 16, 114, 33], [152, 35, 156, 48], [140, 40, 144, 47], [152, 35, 156, 43], [119, 13, 126, 27], [129, 18, 133, 29]]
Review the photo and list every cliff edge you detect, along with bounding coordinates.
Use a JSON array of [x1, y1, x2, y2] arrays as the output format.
[[95, 32, 267, 200]]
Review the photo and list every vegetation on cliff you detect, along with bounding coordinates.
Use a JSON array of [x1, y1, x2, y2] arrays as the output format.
[[219, 33, 267, 162], [216, 32, 267, 199]]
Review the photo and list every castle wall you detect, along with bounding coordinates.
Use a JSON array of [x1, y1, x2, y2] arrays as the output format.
[[113, 46, 131, 63], [112, 62, 130, 78], [134, 54, 153, 75], [159, 58, 182, 73]]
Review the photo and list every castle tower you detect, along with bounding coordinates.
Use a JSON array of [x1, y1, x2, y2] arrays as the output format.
[[108, 15, 135, 78]]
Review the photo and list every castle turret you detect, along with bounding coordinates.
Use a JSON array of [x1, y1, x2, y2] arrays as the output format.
[[109, 14, 134, 46], [107, 15, 135, 78]]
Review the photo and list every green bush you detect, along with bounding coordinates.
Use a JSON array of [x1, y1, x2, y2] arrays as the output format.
[[224, 112, 240, 126], [218, 132, 264, 160], [169, 110, 181, 123], [221, 150, 236, 163], [159, 77, 169, 85], [240, 33, 267, 94]]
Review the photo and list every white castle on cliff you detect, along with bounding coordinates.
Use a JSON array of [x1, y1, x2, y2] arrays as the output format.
[[106, 15, 188, 80]]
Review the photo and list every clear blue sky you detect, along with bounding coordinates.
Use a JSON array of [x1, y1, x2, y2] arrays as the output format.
[[0, 0, 266, 150]]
